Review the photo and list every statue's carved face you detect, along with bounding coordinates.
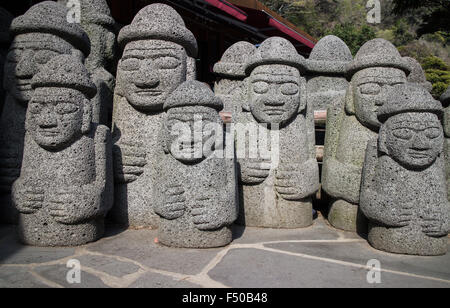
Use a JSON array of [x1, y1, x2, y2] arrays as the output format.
[[248, 65, 301, 125], [118, 40, 187, 112], [4, 33, 72, 103], [27, 88, 87, 150], [383, 112, 443, 169], [164, 106, 221, 163], [352, 67, 407, 131]]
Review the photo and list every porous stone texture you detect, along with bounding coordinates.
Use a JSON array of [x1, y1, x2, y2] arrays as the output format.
[[236, 37, 319, 228], [0, 7, 13, 115], [360, 84, 449, 256], [110, 3, 198, 228], [213, 41, 256, 113], [404, 56, 432, 93], [0, 1, 90, 224], [441, 87, 450, 198], [306, 35, 352, 111], [12, 54, 113, 247], [153, 81, 237, 248], [58, 0, 117, 126], [322, 39, 410, 232]]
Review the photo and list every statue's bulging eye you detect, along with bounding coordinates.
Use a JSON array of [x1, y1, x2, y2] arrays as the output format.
[[359, 83, 381, 95], [424, 127, 441, 139], [392, 128, 414, 140], [253, 81, 269, 94], [34, 50, 59, 65], [155, 57, 181, 69], [55, 103, 79, 115], [120, 58, 140, 71], [280, 83, 299, 95]]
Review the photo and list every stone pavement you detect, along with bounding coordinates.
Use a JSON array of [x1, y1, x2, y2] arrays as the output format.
[[0, 215, 449, 288]]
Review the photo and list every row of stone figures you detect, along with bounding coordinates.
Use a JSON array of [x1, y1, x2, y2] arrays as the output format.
[[0, 1, 448, 256]]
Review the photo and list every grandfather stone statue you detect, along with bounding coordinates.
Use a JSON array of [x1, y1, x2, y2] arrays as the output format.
[[236, 37, 319, 228], [322, 39, 410, 232], [360, 84, 449, 255], [441, 87, 450, 197], [111, 3, 198, 227], [214, 41, 256, 114], [154, 81, 237, 248], [58, 0, 117, 126], [12, 54, 113, 246], [0, 1, 90, 224], [0, 7, 13, 114], [404, 57, 432, 93], [305, 35, 352, 112]]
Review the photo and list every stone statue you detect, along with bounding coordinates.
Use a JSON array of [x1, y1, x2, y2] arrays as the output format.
[[441, 86, 450, 198], [360, 84, 449, 255], [58, 0, 117, 126], [12, 54, 113, 246], [111, 3, 198, 228], [236, 37, 319, 228], [404, 57, 432, 93], [213, 41, 256, 114], [322, 39, 410, 232], [154, 81, 237, 248], [305, 35, 352, 112], [0, 1, 91, 224], [0, 7, 13, 115]]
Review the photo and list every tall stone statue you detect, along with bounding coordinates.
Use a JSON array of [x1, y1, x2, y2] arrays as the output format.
[[236, 37, 319, 228], [154, 81, 237, 248], [322, 39, 410, 232], [404, 57, 432, 93], [0, 7, 13, 115], [360, 84, 449, 255], [58, 0, 117, 126], [12, 54, 113, 246], [305, 35, 352, 112], [111, 4, 198, 227], [213, 41, 256, 114], [0, 1, 91, 224]]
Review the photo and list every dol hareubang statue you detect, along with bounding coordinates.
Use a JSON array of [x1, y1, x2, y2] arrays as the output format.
[[12, 54, 113, 247], [360, 84, 449, 256], [322, 39, 411, 232], [154, 81, 237, 248], [236, 37, 319, 228], [0, 1, 91, 224], [110, 3, 198, 227]]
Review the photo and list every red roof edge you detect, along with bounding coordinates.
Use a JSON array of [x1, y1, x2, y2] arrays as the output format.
[[204, 0, 248, 21], [266, 13, 315, 49]]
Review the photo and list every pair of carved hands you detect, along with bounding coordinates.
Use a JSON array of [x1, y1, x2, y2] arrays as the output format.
[[13, 179, 101, 225], [155, 184, 225, 231], [113, 143, 147, 183]]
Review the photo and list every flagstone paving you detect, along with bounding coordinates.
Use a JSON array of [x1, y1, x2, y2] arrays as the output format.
[[0, 216, 449, 288]]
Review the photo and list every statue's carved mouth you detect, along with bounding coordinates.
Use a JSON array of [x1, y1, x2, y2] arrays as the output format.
[[38, 129, 59, 137], [407, 150, 431, 159], [136, 90, 163, 97], [264, 108, 285, 116], [16, 79, 32, 91]]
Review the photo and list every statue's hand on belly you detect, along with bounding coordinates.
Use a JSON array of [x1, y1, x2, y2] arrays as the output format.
[[12, 179, 44, 214]]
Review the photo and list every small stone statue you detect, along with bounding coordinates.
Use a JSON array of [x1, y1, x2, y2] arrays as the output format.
[[213, 41, 256, 114], [0, 1, 91, 224], [111, 3, 198, 227], [236, 37, 319, 228], [404, 57, 432, 93], [12, 54, 113, 246], [322, 39, 410, 232], [154, 81, 237, 248], [360, 84, 449, 255], [0, 7, 13, 115], [305, 35, 352, 112]]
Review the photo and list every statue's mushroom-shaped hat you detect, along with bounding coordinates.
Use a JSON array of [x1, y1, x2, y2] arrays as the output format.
[[404, 57, 432, 93], [79, 0, 115, 27], [164, 80, 223, 111], [32, 54, 97, 99], [245, 37, 306, 75], [10, 1, 91, 57], [377, 83, 442, 123], [118, 3, 198, 57], [347, 38, 410, 78], [214, 41, 256, 79], [306, 35, 353, 75]]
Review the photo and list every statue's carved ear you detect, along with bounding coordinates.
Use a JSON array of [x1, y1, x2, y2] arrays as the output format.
[[241, 78, 251, 112], [82, 99, 92, 134], [344, 83, 355, 115], [186, 57, 197, 81], [378, 126, 388, 155], [298, 77, 307, 113]]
